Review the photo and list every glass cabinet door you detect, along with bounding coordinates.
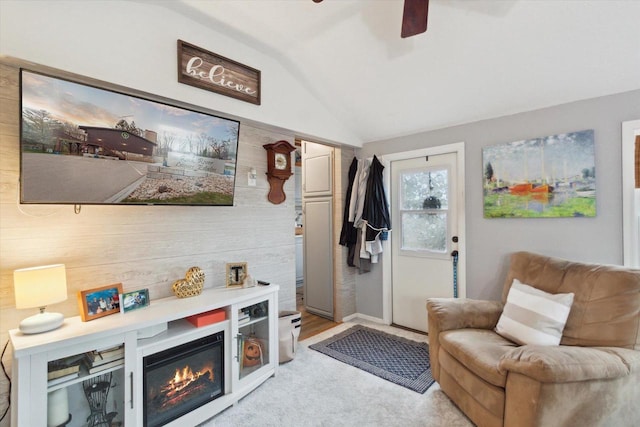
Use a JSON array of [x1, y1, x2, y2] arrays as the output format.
[[46, 341, 127, 427], [236, 299, 270, 380]]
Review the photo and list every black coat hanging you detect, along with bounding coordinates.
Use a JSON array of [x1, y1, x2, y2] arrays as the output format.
[[362, 155, 391, 241], [340, 157, 358, 247]]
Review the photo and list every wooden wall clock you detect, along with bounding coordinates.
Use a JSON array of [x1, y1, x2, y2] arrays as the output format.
[[263, 140, 296, 204]]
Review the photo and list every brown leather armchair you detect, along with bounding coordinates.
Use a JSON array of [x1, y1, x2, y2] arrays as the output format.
[[427, 252, 640, 427]]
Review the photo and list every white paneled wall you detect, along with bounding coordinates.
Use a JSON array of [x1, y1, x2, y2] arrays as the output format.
[[0, 60, 297, 423]]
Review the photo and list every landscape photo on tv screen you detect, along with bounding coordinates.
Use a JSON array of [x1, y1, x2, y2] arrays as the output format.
[[20, 69, 240, 206]]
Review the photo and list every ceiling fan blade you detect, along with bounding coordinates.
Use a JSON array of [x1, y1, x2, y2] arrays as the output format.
[[401, 0, 429, 38]]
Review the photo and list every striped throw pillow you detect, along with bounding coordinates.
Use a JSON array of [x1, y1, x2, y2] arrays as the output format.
[[495, 279, 574, 346]]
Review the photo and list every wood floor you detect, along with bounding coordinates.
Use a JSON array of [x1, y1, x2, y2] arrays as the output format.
[[296, 287, 339, 341]]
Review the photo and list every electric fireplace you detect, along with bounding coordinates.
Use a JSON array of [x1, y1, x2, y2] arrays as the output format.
[[143, 332, 224, 427]]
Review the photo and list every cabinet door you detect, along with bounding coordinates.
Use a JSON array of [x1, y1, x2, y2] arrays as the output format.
[[302, 141, 333, 197], [24, 334, 134, 426], [303, 196, 334, 319], [232, 293, 277, 387]]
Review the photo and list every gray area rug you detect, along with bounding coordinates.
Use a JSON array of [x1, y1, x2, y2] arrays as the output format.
[[309, 324, 434, 393], [202, 321, 472, 427]]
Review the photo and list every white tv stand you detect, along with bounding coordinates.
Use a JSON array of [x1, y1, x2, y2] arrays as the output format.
[[9, 285, 279, 426]]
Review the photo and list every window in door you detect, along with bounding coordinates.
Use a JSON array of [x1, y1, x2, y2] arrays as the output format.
[[399, 166, 450, 257]]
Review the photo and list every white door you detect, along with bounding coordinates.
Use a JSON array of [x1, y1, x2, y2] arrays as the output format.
[[391, 152, 460, 332]]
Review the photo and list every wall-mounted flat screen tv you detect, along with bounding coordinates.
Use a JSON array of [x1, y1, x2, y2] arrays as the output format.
[[20, 69, 240, 206]]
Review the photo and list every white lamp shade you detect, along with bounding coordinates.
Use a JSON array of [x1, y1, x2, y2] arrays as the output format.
[[14, 264, 68, 309]]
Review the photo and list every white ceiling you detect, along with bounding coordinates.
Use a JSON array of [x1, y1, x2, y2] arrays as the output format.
[[164, 0, 640, 144]]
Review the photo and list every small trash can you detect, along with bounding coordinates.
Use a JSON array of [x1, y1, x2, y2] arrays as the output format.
[[278, 310, 301, 363]]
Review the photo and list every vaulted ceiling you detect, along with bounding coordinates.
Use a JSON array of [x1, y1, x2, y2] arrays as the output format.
[[161, 0, 639, 144]]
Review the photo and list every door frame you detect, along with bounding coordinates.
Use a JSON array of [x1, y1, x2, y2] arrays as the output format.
[[380, 142, 466, 325], [622, 119, 640, 267]]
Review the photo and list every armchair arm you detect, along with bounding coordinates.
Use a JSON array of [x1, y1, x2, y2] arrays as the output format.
[[426, 298, 503, 383], [426, 298, 504, 332], [499, 345, 639, 383]]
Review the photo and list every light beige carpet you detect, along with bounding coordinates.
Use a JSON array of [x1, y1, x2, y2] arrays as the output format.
[[201, 320, 473, 427]]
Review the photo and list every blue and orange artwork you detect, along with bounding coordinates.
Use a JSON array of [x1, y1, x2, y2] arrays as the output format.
[[482, 129, 596, 218]]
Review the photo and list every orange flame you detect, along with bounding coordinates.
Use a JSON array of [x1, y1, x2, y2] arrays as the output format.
[[164, 363, 214, 395]]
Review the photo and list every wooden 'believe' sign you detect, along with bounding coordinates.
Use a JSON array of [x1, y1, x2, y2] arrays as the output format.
[[177, 40, 261, 105]]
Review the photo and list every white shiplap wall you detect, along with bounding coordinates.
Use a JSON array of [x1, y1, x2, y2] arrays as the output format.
[[0, 59, 297, 422]]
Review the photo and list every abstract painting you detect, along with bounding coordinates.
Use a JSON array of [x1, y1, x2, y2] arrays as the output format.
[[483, 130, 596, 218]]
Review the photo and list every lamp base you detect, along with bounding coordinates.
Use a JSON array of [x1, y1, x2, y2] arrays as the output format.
[[19, 311, 64, 334]]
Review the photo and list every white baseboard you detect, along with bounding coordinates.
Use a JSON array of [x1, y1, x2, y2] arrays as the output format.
[[341, 312, 389, 325]]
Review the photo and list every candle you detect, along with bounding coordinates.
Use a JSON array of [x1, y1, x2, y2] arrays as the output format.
[[47, 387, 69, 427]]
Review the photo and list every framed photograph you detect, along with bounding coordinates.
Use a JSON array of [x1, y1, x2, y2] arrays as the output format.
[[77, 283, 123, 322], [226, 262, 248, 287], [120, 288, 150, 313], [482, 129, 596, 218]]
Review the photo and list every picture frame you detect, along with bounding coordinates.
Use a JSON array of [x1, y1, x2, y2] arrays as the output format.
[[226, 262, 248, 287], [120, 288, 150, 313], [178, 40, 261, 105], [482, 129, 596, 218], [77, 283, 123, 322]]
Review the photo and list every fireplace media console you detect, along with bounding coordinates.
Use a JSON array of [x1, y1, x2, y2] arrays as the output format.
[[9, 285, 279, 426]]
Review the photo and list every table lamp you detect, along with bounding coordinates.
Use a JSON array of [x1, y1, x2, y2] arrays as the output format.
[[14, 264, 68, 334]]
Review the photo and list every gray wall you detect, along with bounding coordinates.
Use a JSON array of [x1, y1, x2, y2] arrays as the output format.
[[357, 90, 640, 317]]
